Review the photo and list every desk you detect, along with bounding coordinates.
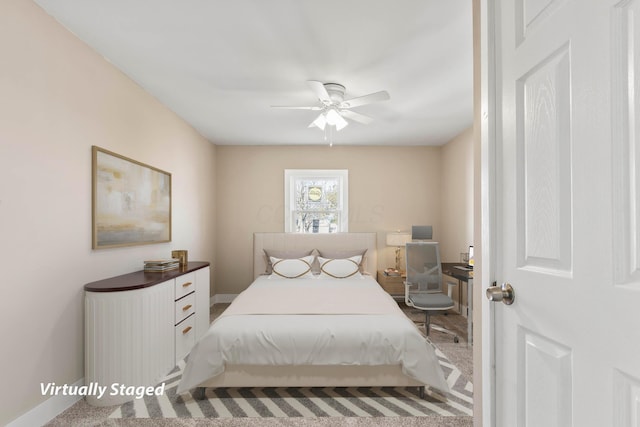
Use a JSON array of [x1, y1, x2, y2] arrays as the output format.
[[441, 263, 473, 346]]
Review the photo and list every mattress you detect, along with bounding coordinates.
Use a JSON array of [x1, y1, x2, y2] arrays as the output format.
[[176, 274, 449, 394]]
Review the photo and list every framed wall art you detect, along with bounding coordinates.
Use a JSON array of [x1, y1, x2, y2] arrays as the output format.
[[92, 146, 171, 249]]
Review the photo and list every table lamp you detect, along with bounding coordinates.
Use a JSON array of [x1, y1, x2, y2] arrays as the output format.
[[386, 231, 412, 272]]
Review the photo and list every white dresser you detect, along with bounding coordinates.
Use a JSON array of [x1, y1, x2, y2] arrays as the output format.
[[84, 262, 210, 406]]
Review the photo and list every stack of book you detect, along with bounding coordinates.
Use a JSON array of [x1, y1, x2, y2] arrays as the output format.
[[144, 259, 180, 272]]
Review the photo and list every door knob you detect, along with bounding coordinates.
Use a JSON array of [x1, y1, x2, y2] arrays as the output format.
[[486, 282, 515, 305]]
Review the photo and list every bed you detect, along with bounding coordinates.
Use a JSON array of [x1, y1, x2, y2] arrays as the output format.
[[177, 232, 449, 399]]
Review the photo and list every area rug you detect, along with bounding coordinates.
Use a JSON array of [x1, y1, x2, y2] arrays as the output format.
[[109, 347, 472, 419]]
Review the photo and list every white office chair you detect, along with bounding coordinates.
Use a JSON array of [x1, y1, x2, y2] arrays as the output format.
[[404, 242, 459, 343]]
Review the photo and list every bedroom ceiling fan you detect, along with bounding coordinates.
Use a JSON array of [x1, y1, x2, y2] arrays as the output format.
[[272, 81, 390, 132]]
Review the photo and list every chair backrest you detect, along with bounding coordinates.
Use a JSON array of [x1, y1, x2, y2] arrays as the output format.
[[411, 225, 433, 241], [405, 242, 443, 293]]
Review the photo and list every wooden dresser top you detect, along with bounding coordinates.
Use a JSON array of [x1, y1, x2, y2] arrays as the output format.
[[84, 261, 210, 292]]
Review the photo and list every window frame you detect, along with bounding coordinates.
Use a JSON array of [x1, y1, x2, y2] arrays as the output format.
[[284, 169, 349, 233]]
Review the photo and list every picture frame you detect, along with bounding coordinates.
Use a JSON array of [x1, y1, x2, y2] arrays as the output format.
[[92, 146, 171, 249]]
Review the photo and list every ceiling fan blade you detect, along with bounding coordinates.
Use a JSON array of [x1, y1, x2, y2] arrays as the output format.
[[271, 105, 322, 110], [340, 109, 374, 125], [340, 90, 390, 108], [307, 80, 331, 103]]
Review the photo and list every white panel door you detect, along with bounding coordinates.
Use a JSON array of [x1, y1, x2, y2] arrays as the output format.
[[486, 0, 640, 425]]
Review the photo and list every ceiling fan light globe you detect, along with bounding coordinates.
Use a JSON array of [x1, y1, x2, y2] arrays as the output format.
[[335, 120, 348, 131], [321, 108, 349, 131], [312, 114, 327, 130], [325, 109, 349, 130], [325, 109, 341, 125]]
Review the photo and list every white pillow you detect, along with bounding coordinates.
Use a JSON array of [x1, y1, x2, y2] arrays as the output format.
[[318, 256, 362, 279], [270, 255, 315, 279]]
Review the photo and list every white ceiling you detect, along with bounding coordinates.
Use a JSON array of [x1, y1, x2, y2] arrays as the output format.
[[34, 0, 473, 146]]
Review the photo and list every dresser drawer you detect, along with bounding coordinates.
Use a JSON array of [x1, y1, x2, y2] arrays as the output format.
[[175, 314, 196, 361], [175, 272, 196, 300], [175, 292, 195, 325]]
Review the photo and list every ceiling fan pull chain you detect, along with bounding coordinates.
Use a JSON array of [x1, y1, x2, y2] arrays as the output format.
[[329, 125, 334, 147]]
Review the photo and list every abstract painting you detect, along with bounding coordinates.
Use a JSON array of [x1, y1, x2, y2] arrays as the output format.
[[92, 146, 171, 249]]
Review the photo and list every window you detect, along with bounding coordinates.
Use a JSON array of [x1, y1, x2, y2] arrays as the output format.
[[284, 169, 348, 233]]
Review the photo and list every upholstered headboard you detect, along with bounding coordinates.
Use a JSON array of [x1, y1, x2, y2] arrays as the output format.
[[253, 232, 378, 279]]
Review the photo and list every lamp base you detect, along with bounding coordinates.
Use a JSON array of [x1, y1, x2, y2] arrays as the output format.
[[395, 247, 402, 272]]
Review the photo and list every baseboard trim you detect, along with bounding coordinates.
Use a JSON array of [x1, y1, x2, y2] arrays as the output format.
[[211, 294, 238, 305], [7, 377, 84, 427]]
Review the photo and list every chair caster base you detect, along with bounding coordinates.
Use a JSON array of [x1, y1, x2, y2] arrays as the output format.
[[192, 387, 206, 400]]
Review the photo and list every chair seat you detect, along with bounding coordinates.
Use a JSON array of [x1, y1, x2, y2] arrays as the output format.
[[408, 293, 454, 310]]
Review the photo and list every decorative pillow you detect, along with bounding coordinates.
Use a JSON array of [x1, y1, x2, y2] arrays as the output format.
[[318, 255, 362, 279], [264, 249, 314, 274], [270, 255, 315, 279], [317, 249, 367, 273]]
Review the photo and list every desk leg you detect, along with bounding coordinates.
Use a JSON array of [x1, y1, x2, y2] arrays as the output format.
[[467, 278, 473, 346], [458, 279, 463, 315]]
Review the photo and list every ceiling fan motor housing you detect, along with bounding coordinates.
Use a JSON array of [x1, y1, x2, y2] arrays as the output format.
[[324, 83, 345, 103]]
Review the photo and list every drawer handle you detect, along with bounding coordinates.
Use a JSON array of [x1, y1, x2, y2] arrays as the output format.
[[182, 304, 192, 311], [182, 326, 192, 334], [182, 282, 193, 288]]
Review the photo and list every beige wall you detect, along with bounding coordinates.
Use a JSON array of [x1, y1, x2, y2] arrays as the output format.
[[441, 127, 475, 308], [215, 145, 445, 294], [441, 127, 474, 262], [0, 1, 216, 425]]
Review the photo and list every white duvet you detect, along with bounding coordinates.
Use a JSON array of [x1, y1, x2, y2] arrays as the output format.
[[177, 275, 449, 394]]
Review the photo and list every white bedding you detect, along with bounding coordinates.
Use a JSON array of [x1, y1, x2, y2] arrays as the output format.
[[177, 275, 449, 394]]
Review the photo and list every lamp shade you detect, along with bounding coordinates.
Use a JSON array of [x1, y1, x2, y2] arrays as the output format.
[[326, 109, 349, 130], [386, 232, 411, 247], [312, 113, 327, 130]]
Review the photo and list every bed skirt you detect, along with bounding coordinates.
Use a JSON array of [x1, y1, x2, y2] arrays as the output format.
[[195, 364, 423, 389]]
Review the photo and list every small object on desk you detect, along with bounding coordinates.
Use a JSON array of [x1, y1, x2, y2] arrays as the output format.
[[454, 266, 472, 271], [171, 250, 189, 267]]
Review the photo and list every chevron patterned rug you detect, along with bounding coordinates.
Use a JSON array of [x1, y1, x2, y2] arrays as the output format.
[[109, 347, 472, 419]]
